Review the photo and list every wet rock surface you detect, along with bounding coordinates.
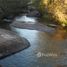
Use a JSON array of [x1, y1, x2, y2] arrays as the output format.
[[11, 22, 55, 33], [0, 29, 30, 58], [0, 0, 31, 21]]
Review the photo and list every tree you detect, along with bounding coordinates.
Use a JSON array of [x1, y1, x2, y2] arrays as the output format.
[[37, 0, 67, 26]]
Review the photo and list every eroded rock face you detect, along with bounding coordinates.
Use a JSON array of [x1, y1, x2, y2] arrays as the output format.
[[0, 0, 30, 21], [39, 0, 67, 26]]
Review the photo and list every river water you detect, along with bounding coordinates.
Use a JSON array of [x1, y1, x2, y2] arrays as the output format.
[[0, 16, 67, 67]]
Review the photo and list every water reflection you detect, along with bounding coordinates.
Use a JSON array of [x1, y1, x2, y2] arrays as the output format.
[[11, 27, 38, 39], [11, 27, 40, 50], [11, 27, 67, 58], [52, 27, 67, 41]]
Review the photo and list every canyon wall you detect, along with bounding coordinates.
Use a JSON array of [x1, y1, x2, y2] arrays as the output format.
[[0, 0, 30, 21]]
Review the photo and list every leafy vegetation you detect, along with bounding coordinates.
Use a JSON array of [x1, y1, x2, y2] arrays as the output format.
[[0, 0, 67, 27], [0, 0, 30, 21], [36, 0, 67, 26]]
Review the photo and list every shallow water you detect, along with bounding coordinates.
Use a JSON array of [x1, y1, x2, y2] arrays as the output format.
[[0, 16, 67, 67]]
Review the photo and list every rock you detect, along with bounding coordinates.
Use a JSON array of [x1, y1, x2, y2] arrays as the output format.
[[28, 10, 40, 17], [0, 29, 30, 58], [0, 0, 31, 21]]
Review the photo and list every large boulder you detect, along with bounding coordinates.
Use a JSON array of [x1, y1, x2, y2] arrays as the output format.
[[0, 29, 30, 58]]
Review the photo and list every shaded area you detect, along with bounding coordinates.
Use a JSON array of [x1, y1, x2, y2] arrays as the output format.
[[0, 21, 11, 30], [0, 0, 31, 21]]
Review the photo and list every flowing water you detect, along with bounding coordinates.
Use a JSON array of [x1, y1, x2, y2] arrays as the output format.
[[0, 16, 67, 67]]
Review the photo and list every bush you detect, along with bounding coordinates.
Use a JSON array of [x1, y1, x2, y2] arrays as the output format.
[[37, 0, 67, 26]]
